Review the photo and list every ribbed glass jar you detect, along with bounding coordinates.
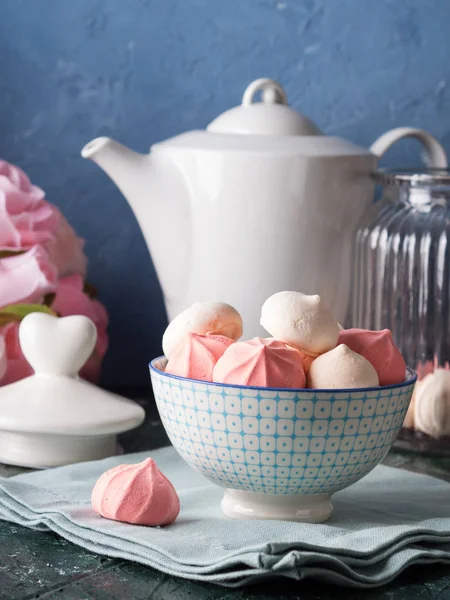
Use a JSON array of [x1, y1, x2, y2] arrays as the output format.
[[350, 169, 450, 454]]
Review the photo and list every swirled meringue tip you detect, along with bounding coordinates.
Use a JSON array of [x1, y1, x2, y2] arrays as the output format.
[[261, 291, 339, 355], [338, 328, 406, 386], [91, 457, 180, 526], [307, 344, 379, 389], [213, 337, 306, 388], [162, 301, 243, 359], [165, 333, 234, 381]]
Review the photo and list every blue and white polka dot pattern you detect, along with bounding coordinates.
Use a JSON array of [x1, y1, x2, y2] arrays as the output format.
[[150, 359, 416, 496]]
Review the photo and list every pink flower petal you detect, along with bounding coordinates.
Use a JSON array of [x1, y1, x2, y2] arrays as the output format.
[[0, 246, 58, 307], [0, 160, 34, 194], [52, 274, 93, 317], [53, 275, 109, 360], [0, 160, 87, 277], [45, 209, 87, 278], [0, 190, 23, 247], [1, 322, 22, 358], [0, 175, 44, 213], [0, 322, 33, 385], [91, 298, 109, 329], [79, 352, 102, 383]]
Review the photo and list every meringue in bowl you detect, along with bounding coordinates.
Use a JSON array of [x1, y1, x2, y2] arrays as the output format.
[[149, 358, 416, 523]]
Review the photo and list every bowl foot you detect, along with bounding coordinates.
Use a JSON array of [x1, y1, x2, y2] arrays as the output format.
[[221, 489, 333, 523]]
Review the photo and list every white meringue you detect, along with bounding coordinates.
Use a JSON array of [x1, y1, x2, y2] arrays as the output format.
[[414, 370, 450, 438], [162, 302, 243, 359], [261, 291, 339, 355], [307, 344, 379, 389]]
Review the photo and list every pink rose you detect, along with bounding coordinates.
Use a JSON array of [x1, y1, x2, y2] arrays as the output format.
[[52, 275, 109, 382], [0, 160, 87, 278], [0, 159, 109, 386], [0, 246, 57, 308]]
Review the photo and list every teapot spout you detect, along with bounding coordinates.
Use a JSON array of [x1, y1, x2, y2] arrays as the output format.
[[82, 137, 149, 211], [82, 137, 192, 319]]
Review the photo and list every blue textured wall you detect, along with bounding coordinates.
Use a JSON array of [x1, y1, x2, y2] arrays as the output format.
[[1, 0, 449, 387]]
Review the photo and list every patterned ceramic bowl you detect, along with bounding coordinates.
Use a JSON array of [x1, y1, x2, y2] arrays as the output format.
[[149, 358, 416, 522]]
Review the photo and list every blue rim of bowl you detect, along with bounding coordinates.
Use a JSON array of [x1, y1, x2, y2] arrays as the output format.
[[149, 357, 417, 394]]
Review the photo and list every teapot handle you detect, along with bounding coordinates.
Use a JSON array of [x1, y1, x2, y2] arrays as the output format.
[[370, 127, 448, 169]]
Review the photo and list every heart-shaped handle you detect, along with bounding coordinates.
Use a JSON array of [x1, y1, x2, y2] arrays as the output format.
[[19, 313, 97, 377]]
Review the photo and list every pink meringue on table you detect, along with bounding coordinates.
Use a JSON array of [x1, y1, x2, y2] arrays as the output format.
[[91, 458, 180, 526], [213, 337, 306, 388], [165, 333, 234, 381], [338, 328, 406, 386]]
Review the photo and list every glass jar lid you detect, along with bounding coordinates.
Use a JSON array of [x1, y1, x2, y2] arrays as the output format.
[[374, 168, 450, 186]]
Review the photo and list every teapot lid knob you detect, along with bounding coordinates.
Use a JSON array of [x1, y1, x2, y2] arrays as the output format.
[[207, 78, 321, 137], [241, 78, 288, 106]]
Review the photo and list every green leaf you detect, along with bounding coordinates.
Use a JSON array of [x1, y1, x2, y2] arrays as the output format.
[[0, 303, 57, 327], [0, 313, 21, 326], [0, 249, 27, 259]]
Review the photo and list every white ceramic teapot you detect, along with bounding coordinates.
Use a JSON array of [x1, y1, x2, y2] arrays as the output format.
[[82, 78, 447, 335]]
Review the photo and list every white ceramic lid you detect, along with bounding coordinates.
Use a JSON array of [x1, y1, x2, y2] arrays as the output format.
[[0, 313, 145, 468], [153, 78, 372, 158]]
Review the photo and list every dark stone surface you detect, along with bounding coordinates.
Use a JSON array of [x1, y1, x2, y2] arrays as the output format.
[[1, 399, 450, 599]]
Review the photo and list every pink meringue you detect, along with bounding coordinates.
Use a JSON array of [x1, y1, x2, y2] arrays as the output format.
[[338, 328, 406, 386], [165, 333, 234, 381], [91, 458, 180, 526], [213, 337, 306, 388]]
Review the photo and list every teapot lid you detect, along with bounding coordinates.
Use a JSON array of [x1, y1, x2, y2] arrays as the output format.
[[207, 78, 322, 137], [0, 313, 145, 468]]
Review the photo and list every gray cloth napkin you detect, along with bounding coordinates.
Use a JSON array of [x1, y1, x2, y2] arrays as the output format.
[[1, 446, 450, 588]]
